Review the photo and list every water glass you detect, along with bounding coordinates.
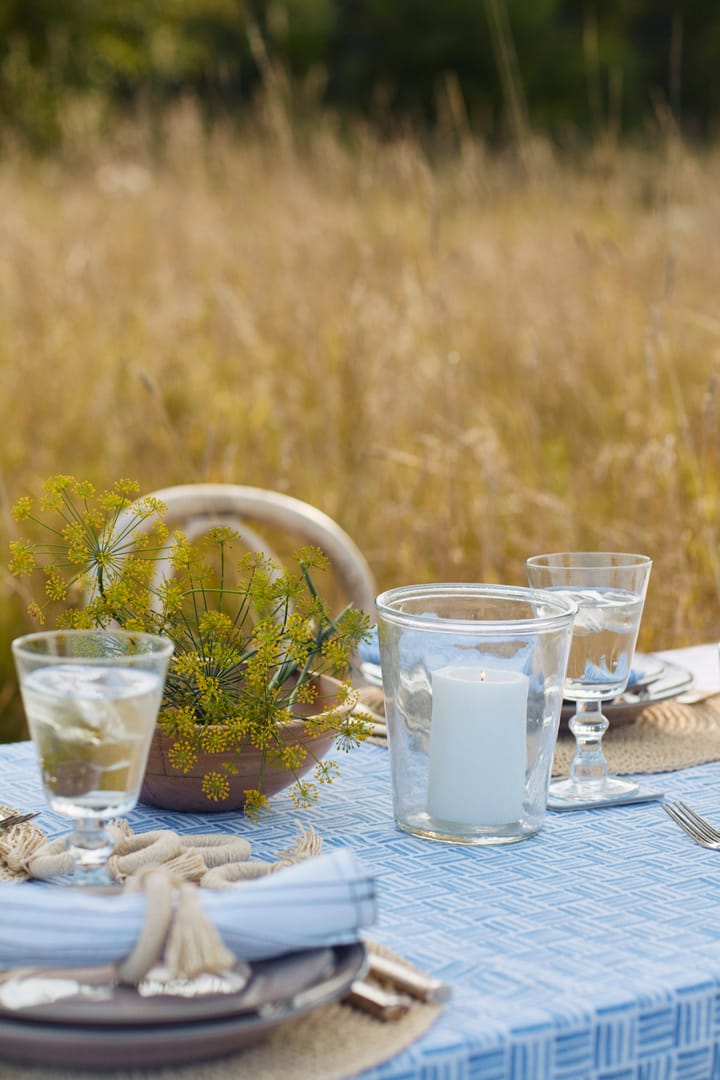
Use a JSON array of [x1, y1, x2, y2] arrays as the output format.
[[12, 629, 173, 884], [526, 552, 652, 804]]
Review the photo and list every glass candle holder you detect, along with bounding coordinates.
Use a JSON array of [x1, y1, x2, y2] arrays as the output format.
[[375, 584, 576, 845]]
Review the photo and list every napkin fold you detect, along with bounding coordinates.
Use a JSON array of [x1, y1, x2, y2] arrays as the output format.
[[0, 847, 376, 971]]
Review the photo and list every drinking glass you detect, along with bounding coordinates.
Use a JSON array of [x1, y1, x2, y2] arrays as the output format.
[[12, 629, 173, 884], [526, 552, 652, 804]]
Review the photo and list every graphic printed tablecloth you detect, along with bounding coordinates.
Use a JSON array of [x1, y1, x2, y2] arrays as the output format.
[[3, 642, 720, 1079]]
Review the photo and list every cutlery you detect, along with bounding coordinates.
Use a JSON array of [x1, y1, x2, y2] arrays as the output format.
[[674, 689, 720, 705], [0, 811, 40, 831], [344, 980, 410, 1021], [366, 951, 451, 1003], [663, 801, 720, 848], [344, 947, 451, 1021]]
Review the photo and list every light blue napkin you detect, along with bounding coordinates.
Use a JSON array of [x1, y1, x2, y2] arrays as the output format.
[[0, 848, 376, 970], [360, 623, 528, 670], [358, 626, 381, 666]]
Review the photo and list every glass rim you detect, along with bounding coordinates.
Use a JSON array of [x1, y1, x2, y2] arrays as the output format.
[[11, 628, 174, 661], [526, 551, 652, 570], [375, 582, 577, 635]]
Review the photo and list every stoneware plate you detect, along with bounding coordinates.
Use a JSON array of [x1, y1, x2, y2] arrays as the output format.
[[0, 942, 366, 1070]]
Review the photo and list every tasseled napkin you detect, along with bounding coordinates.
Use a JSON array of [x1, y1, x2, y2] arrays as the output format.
[[0, 808, 376, 986]]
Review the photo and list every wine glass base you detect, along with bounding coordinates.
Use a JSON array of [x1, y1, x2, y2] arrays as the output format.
[[550, 774, 638, 803], [547, 777, 664, 811]]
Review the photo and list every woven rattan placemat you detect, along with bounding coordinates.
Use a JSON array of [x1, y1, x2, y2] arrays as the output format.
[[552, 695, 720, 776]]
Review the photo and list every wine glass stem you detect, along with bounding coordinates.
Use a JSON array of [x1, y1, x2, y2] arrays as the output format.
[[68, 818, 114, 884], [568, 699, 609, 787]]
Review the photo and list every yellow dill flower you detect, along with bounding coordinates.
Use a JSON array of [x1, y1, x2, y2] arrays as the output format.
[[278, 742, 307, 770], [206, 526, 239, 544], [242, 789, 267, 820], [26, 601, 44, 624], [8, 540, 36, 576], [200, 726, 233, 754], [289, 779, 319, 808], [167, 740, 199, 773], [75, 480, 96, 500], [112, 478, 140, 499], [201, 771, 231, 802], [199, 610, 234, 639], [294, 680, 319, 706], [322, 637, 350, 669], [11, 496, 33, 521], [44, 570, 68, 601], [314, 759, 340, 785]]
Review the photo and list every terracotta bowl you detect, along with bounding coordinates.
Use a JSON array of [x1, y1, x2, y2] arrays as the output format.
[[139, 674, 347, 813]]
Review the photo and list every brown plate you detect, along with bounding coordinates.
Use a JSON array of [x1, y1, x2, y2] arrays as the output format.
[[0, 943, 366, 1070], [0, 947, 339, 1027]]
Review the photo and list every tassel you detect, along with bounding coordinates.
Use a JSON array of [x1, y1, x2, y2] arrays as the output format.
[[164, 882, 235, 979], [274, 822, 323, 869], [0, 829, 48, 880]]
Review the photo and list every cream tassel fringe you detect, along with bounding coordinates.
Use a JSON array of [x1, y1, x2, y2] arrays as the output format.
[[164, 881, 235, 980]]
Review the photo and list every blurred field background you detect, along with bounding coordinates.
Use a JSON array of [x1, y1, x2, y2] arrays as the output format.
[[2, 1, 720, 737]]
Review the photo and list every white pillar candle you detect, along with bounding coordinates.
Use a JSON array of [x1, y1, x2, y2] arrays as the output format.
[[427, 666, 529, 826]]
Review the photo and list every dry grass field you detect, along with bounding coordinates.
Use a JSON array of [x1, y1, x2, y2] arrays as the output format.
[[1, 101, 720, 737]]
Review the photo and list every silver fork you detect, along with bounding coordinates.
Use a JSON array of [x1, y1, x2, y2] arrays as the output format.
[[663, 801, 720, 849], [0, 812, 40, 831]]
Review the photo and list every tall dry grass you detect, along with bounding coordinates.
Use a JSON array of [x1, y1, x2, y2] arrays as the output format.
[[1, 102, 720, 736]]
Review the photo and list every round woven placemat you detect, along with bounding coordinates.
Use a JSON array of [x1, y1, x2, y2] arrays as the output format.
[[552, 695, 720, 775], [0, 943, 443, 1080]]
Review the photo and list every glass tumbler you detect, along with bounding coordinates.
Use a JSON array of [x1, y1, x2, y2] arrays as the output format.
[[375, 584, 576, 845]]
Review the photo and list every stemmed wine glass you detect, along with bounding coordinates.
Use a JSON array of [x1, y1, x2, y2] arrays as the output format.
[[12, 629, 173, 884], [526, 552, 652, 805]]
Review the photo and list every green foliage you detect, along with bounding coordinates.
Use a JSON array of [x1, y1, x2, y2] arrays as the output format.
[[3, 0, 720, 148], [10, 476, 371, 816]]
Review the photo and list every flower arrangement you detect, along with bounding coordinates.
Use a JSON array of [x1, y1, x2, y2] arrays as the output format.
[[9, 476, 371, 817]]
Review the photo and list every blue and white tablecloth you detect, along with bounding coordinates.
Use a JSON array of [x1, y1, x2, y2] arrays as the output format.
[[2, 644, 720, 1080]]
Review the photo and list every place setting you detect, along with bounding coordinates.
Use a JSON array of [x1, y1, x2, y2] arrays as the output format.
[[0, 628, 449, 1076], [358, 548, 720, 825]]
